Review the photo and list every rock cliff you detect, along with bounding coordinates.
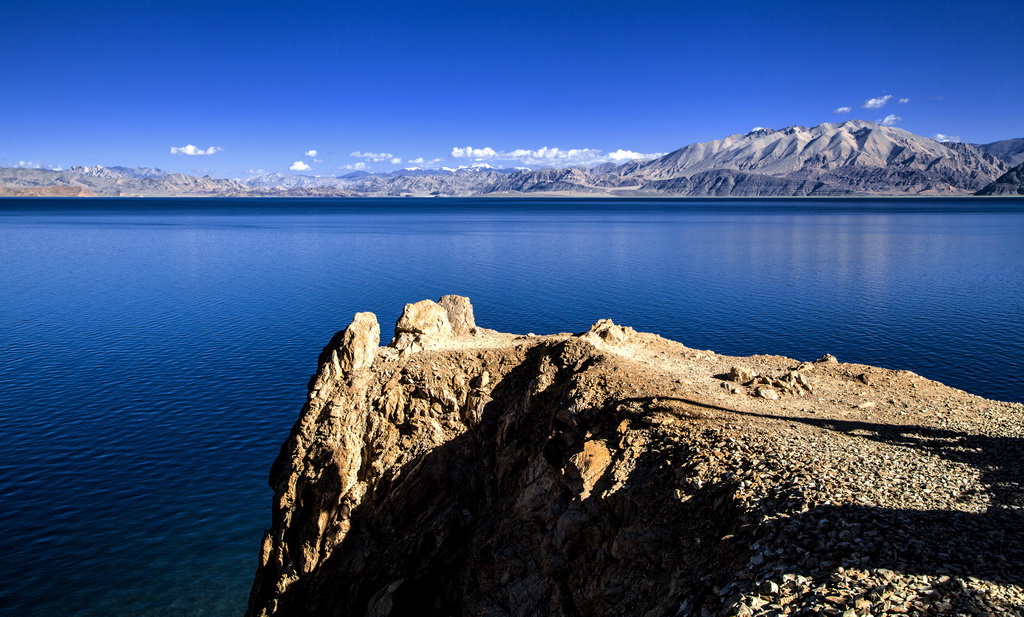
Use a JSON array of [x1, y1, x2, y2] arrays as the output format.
[[249, 297, 1023, 617]]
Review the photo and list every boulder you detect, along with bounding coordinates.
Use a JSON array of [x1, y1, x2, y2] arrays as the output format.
[[583, 319, 637, 345], [390, 300, 454, 351], [438, 294, 477, 336], [339, 312, 380, 372], [728, 366, 758, 383]]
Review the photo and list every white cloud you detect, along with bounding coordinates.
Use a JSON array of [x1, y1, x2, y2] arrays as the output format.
[[349, 151, 394, 163], [289, 160, 311, 171], [934, 133, 961, 143], [451, 146, 498, 159], [304, 149, 317, 157], [878, 114, 902, 126], [12, 160, 62, 170], [169, 144, 222, 156], [898, 98, 910, 104], [862, 95, 893, 109], [832, 106, 852, 114], [390, 157, 402, 165], [451, 145, 664, 167], [312, 158, 323, 163], [343, 162, 368, 170], [407, 156, 460, 168], [605, 149, 665, 162]]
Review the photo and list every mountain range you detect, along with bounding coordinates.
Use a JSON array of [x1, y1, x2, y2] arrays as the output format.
[[3, 121, 1023, 198]]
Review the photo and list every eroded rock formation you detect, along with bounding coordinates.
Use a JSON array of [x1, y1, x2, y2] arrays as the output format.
[[248, 297, 1024, 617]]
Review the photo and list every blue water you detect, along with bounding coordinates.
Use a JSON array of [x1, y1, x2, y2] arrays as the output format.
[[0, 197, 1021, 616]]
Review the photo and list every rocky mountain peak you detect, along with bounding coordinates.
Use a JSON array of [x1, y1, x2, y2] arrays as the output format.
[[629, 119, 1006, 193]]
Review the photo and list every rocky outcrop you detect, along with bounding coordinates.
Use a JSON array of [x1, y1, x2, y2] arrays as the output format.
[[976, 162, 1024, 196], [248, 297, 1024, 617]]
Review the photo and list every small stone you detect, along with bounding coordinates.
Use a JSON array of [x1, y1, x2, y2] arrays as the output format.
[[727, 366, 757, 383], [759, 580, 780, 595], [755, 387, 780, 400], [471, 371, 490, 389], [815, 354, 839, 363]]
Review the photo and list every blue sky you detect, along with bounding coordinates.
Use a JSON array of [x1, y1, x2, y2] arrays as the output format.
[[2, 0, 1021, 177]]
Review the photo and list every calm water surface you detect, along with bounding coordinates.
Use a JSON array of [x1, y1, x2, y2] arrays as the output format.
[[0, 197, 1021, 616]]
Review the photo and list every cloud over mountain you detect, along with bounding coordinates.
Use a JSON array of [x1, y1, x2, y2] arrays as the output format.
[[450, 146, 665, 167], [349, 152, 395, 163], [169, 144, 222, 156], [863, 95, 893, 109]]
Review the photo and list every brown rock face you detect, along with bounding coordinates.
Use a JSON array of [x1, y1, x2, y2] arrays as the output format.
[[338, 312, 380, 373], [437, 294, 477, 336], [248, 298, 1024, 617], [389, 299, 454, 351]]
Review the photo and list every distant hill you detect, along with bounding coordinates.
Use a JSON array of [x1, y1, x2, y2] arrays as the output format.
[[0, 185, 97, 197], [975, 162, 1024, 196], [2, 122, 1018, 198], [975, 138, 1024, 167], [0, 166, 249, 196]]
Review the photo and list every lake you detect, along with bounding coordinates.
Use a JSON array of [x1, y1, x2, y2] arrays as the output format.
[[0, 197, 1021, 616]]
